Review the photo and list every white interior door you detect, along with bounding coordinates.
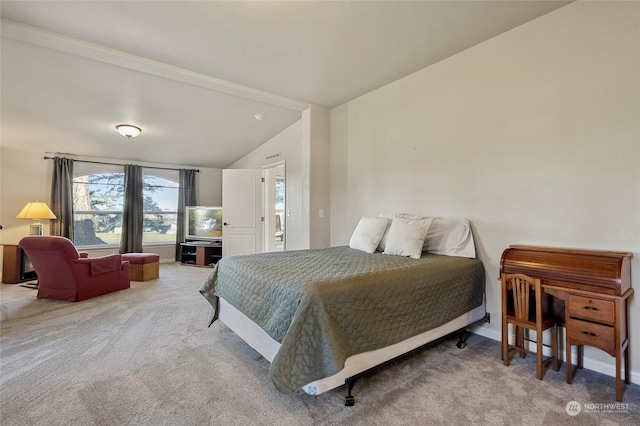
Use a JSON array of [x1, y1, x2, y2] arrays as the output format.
[[222, 169, 263, 257]]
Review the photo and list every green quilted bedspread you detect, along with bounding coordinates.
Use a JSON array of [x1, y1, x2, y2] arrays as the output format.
[[200, 246, 484, 393]]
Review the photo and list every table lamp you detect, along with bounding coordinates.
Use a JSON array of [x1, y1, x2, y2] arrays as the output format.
[[16, 201, 57, 235]]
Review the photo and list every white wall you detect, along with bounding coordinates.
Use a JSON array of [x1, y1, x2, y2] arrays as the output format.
[[230, 105, 331, 250], [0, 147, 54, 246], [230, 120, 305, 249], [306, 106, 331, 249], [0, 145, 222, 267], [330, 1, 640, 382]]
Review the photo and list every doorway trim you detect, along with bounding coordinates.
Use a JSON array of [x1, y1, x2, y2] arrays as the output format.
[[262, 161, 286, 252]]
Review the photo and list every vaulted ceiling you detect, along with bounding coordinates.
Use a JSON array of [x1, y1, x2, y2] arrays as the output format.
[[1, 1, 571, 168]]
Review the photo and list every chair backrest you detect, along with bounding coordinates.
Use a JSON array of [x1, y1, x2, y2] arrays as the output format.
[[20, 236, 80, 260], [501, 273, 541, 322], [19, 236, 80, 287]]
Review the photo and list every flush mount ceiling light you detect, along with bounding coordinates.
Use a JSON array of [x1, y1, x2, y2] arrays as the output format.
[[254, 113, 264, 121], [115, 124, 142, 139]]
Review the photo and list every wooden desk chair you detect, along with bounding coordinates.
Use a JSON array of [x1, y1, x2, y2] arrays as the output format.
[[501, 273, 560, 379]]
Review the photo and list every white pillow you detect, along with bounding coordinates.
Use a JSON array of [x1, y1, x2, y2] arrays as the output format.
[[424, 218, 475, 258], [383, 217, 433, 259], [381, 213, 477, 258], [349, 217, 390, 253], [376, 213, 396, 251], [379, 213, 430, 252]]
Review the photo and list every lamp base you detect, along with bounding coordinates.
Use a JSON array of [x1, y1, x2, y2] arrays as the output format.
[[29, 223, 43, 236]]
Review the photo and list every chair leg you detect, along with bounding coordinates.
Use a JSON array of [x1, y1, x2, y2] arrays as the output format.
[[552, 325, 558, 370], [536, 328, 544, 380], [578, 345, 584, 369], [566, 330, 573, 384], [502, 320, 510, 366], [516, 327, 526, 358]]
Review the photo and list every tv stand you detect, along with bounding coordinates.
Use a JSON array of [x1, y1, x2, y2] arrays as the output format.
[[180, 241, 222, 267], [2, 244, 38, 284]]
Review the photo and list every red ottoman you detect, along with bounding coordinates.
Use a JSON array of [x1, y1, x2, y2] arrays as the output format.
[[122, 253, 160, 281]]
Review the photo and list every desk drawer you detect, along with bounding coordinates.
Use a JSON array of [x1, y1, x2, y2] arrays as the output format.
[[568, 295, 615, 325], [567, 317, 615, 353]]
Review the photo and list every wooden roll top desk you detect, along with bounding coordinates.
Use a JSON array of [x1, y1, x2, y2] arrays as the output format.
[[500, 245, 633, 402]]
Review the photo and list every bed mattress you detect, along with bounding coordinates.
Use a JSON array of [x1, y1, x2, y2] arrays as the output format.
[[200, 246, 485, 393]]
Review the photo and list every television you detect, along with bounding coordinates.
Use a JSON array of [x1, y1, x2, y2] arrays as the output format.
[[21, 250, 37, 281], [185, 206, 223, 242]]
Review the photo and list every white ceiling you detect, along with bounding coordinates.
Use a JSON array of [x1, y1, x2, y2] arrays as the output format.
[[0, 1, 570, 169]]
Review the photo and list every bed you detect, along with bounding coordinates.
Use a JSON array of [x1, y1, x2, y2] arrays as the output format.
[[200, 216, 486, 404]]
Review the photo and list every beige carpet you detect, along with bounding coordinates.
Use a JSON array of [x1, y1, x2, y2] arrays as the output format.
[[1, 262, 638, 425]]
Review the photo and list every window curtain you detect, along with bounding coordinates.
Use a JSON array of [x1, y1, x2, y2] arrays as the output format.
[[50, 156, 74, 239], [175, 169, 198, 260], [119, 164, 143, 253]]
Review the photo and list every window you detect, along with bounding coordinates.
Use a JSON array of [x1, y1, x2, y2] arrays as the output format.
[[72, 172, 178, 247]]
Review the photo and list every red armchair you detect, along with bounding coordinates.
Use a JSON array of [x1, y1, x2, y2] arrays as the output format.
[[19, 236, 130, 302]]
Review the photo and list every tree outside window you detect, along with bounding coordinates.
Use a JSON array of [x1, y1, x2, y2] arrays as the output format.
[[72, 173, 178, 247]]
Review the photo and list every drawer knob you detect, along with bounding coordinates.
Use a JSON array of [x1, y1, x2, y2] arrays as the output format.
[[583, 306, 600, 311], [581, 330, 598, 337]]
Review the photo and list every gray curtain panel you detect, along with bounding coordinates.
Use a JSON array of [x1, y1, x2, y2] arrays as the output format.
[[119, 164, 144, 253], [50, 156, 74, 239], [175, 169, 198, 260]]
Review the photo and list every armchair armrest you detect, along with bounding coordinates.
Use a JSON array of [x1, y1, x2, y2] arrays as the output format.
[[71, 254, 124, 276]]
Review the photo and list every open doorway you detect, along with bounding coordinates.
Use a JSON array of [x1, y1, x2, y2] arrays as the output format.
[[263, 162, 285, 252]]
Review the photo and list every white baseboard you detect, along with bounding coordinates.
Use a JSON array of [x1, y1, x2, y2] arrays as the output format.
[[470, 324, 639, 385]]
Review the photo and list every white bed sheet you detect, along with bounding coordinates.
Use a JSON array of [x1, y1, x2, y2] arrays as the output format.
[[218, 297, 486, 395]]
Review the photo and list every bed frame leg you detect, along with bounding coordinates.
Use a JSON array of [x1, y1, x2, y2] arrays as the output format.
[[455, 312, 489, 348], [456, 330, 468, 349], [345, 377, 356, 406]]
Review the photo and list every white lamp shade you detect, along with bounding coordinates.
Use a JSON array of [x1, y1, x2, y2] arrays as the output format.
[[16, 202, 57, 220], [116, 124, 142, 139]]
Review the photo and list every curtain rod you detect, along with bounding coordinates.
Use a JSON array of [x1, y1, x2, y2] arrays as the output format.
[[43, 156, 199, 172]]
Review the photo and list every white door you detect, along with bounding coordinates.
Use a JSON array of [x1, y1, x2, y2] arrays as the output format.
[[222, 169, 263, 257]]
